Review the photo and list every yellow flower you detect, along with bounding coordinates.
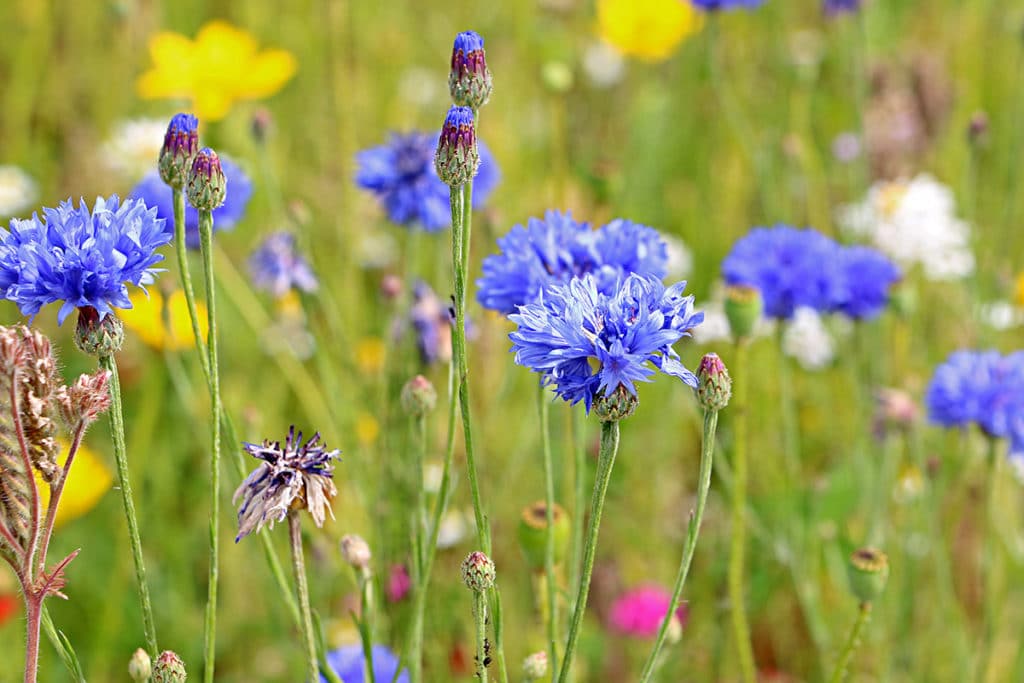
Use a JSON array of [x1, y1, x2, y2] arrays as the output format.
[[137, 20, 297, 121], [36, 441, 113, 528], [355, 412, 380, 447], [355, 337, 386, 375], [597, 0, 703, 62], [120, 289, 208, 352], [1015, 273, 1024, 308]]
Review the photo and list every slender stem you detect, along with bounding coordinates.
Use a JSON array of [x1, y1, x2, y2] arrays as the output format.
[[99, 354, 158, 654], [828, 602, 872, 683], [289, 511, 320, 683], [35, 423, 87, 576], [538, 384, 559, 677], [198, 209, 222, 683], [408, 413, 428, 683], [359, 568, 376, 683], [172, 188, 210, 379], [570, 405, 586, 614], [24, 595, 41, 683], [976, 438, 1001, 683], [729, 342, 756, 683], [639, 409, 720, 683], [9, 375, 41, 578], [472, 591, 489, 683], [556, 420, 620, 683]]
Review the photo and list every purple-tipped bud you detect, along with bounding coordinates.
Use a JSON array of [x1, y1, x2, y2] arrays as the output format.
[[967, 111, 989, 147], [449, 31, 492, 109], [152, 650, 187, 683], [187, 147, 228, 212], [159, 113, 199, 189], [461, 550, 496, 592], [724, 285, 763, 342], [434, 106, 480, 187], [697, 353, 732, 411], [340, 533, 372, 570], [74, 306, 124, 357], [401, 375, 438, 417]]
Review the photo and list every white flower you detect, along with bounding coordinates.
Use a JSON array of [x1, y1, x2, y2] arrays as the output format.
[[435, 509, 474, 549], [0, 165, 38, 217], [782, 308, 834, 371], [838, 174, 974, 281], [663, 234, 693, 281], [979, 301, 1024, 331], [100, 118, 168, 181], [583, 42, 625, 88], [423, 461, 444, 495], [1009, 452, 1024, 486]]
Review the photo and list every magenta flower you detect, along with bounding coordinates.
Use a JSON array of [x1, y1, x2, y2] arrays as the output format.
[[608, 585, 688, 639]]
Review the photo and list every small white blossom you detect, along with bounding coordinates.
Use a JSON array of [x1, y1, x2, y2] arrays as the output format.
[[782, 308, 835, 371], [583, 42, 625, 88], [100, 118, 168, 181], [0, 165, 38, 217]]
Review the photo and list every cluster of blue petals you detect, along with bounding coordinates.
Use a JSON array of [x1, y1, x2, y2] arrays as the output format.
[[476, 211, 668, 315], [722, 225, 901, 320], [129, 155, 253, 248], [0, 196, 170, 324], [925, 350, 1024, 453], [248, 231, 318, 298], [690, 0, 765, 10], [322, 645, 408, 683], [509, 273, 703, 412], [823, 0, 861, 14], [355, 131, 499, 232]]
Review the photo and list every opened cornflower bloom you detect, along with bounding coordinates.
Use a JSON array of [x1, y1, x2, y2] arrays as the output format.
[[248, 231, 319, 298], [132, 154, 252, 248], [137, 20, 297, 121], [834, 246, 902, 320], [324, 644, 409, 683], [355, 131, 499, 231], [596, 0, 704, 62], [924, 350, 1024, 440]]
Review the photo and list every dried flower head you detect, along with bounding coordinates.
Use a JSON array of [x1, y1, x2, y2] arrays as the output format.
[[55, 369, 112, 428], [233, 426, 341, 541]]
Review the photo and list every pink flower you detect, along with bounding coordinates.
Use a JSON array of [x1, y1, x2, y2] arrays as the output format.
[[387, 564, 411, 603], [607, 585, 687, 639]]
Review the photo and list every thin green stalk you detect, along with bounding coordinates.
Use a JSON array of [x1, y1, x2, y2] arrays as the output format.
[[198, 209, 222, 683], [99, 354, 158, 655], [569, 405, 586, 614], [639, 409, 720, 683], [729, 342, 756, 683], [538, 384, 559, 676], [472, 591, 489, 683], [358, 567, 376, 683], [289, 511, 321, 683], [976, 438, 1001, 683], [556, 420, 620, 683], [172, 188, 209, 379], [408, 413, 428, 683], [828, 602, 872, 683]]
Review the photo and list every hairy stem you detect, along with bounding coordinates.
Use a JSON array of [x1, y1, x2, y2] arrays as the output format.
[[729, 342, 756, 683], [538, 384, 559, 675], [289, 511, 320, 683], [829, 602, 872, 683]]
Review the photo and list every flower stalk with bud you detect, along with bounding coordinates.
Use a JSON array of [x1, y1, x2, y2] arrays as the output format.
[[462, 551, 496, 683], [830, 548, 889, 683]]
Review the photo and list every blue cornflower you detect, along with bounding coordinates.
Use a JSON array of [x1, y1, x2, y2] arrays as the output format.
[[408, 279, 474, 366], [824, 0, 860, 14], [129, 155, 253, 249], [722, 225, 843, 320], [509, 273, 703, 413], [248, 231, 318, 298], [834, 245, 901, 320], [322, 645, 409, 683], [0, 196, 169, 324], [354, 131, 499, 232], [234, 426, 340, 541], [476, 212, 668, 315], [925, 350, 1024, 439], [691, 0, 765, 10]]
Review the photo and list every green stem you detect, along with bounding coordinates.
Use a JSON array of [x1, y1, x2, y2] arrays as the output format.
[[198, 209, 222, 683], [639, 409, 720, 683], [556, 420, 620, 683], [172, 188, 209, 379], [290, 511, 321, 683], [538, 384, 559, 676], [729, 342, 756, 683], [976, 438, 1001, 683], [828, 602, 872, 683], [473, 591, 489, 683], [570, 405, 586, 614], [359, 568, 376, 683], [408, 413, 428, 683], [99, 354, 158, 655]]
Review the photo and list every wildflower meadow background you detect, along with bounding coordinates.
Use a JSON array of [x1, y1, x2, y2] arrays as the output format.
[[0, 0, 1023, 681]]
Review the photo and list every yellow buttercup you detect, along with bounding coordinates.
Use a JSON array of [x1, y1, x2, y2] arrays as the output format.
[[36, 441, 113, 528], [137, 20, 297, 121], [120, 289, 208, 352], [597, 0, 704, 63]]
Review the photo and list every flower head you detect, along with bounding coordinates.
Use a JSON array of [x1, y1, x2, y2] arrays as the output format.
[[0, 196, 170, 324], [834, 245, 901, 320], [129, 155, 252, 248], [158, 113, 199, 189], [233, 426, 340, 541], [435, 106, 479, 187], [322, 645, 409, 683], [924, 350, 1024, 439], [449, 31, 492, 109], [187, 147, 227, 212], [608, 585, 687, 638], [0, 166, 37, 217], [722, 225, 842, 320], [509, 274, 703, 413], [781, 307, 835, 371], [597, 0, 703, 62], [355, 131, 499, 232], [137, 20, 297, 121], [248, 232, 318, 298], [409, 280, 456, 365]]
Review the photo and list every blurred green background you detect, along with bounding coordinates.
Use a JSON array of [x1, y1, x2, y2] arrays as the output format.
[[0, 0, 1023, 681]]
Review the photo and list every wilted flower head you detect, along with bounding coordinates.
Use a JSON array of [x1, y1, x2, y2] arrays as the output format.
[[0, 166, 38, 218], [248, 232, 318, 298], [509, 274, 703, 413], [234, 426, 341, 541], [597, 0, 703, 62], [323, 644, 409, 683], [355, 131, 499, 232], [608, 585, 687, 638], [0, 196, 170, 324], [130, 155, 252, 248]]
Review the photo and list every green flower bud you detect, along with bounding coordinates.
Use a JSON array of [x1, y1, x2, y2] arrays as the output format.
[[593, 385, 638, 422], [522, 651, 548, 681], [697, 353, 732, 411], [186, 147, 227, 212], [129, 648, 152, 681], [152, 650, 187, 683], [74, 307, 124, 357], [449, 32, 492, 110], [434, 106, 479, 187], [724, 285, 763, 342], [517, 500, 570, 572], [340, 533, 372, 571], [461, 550, 496, 592], [158, 114, 199, 190], [847, 547, 889, 603], [401, 375, 437, 417]]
